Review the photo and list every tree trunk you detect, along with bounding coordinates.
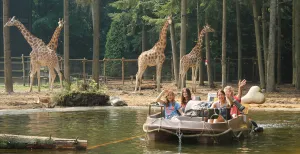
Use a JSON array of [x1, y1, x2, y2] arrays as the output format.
[[295, 0, 300, 90], [170, 22, 178, 86], [236, 0, 242, 81], [64, 0, 70, 89], [3, 0, 13, 93], [266, 0, 277, 92], [142, 24, 147, 52], [262, 0, 268, 81], [205, 12, 214, 88], [92, 0, 100, 89], [252, 0, 266, 89], [277, 0, 281, 85], [221, 0, 227, 88], [0, 134, 87, 150], [293, 0, 296, 85], [198, 1, 204, 86], [180, 0, 187, 88]]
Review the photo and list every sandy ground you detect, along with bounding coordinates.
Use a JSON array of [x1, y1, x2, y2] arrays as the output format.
[[0, 80, 300, 111]]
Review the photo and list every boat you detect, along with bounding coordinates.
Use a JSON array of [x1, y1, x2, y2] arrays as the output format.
[[143, 100, 261, 144]]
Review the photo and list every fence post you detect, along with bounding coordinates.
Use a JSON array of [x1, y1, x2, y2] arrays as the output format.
[[103, 58, 106, 79], [252, 57, 255, 82], [82, 57, 86, 84], [227, 57, 230, 82], [122, 57, 125, 85], [21, 54, 25, 86]]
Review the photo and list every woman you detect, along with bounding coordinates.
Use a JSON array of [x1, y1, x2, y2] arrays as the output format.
[[180, 88, 192, 112], [156, 90, 184, 119], [208, 89, 230, 123]]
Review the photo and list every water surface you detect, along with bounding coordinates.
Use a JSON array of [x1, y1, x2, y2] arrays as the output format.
[[0, 107, 299, 154]]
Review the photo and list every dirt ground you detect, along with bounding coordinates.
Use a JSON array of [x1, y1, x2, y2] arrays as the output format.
[[1, 80, 300, 111]]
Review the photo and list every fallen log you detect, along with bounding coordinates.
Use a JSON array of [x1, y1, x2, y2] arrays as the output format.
[[0, 134, 87, 150]]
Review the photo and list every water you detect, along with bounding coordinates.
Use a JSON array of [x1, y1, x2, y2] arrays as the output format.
[[0, 107, 299, 154]]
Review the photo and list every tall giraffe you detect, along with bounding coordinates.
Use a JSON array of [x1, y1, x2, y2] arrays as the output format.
[[46, 18, 64, 86], [134, 16, 172, 92], [4, 16, 63, 92], [179, 24, 215, 92]]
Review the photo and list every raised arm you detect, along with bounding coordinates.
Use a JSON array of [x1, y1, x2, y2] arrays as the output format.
[[155, 90, 167, 104], [237, 79, 247, 99]]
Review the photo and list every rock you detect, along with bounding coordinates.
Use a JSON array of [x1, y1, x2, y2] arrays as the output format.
[[109, 96, 128, 106], [241, 86, 265, 104]]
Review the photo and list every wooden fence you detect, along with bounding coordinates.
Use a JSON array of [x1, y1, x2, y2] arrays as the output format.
[[0, 55, 260, 85]]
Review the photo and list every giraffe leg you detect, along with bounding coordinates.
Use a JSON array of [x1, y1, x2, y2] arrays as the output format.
[[156, 64, 163, 92], [180, 70, 187, 91], [134, 65, 147, 92], [49, 68, 56, 91], [194, 65, 199, 92], [54, 64, 63, 90], [36, 67, 41, 92], [29, 65, 38, 92], [192, 67, 195, 92]]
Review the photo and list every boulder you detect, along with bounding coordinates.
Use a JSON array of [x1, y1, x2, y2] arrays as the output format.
[[109, 96, 128, 106], [241, 86, 265, 104]]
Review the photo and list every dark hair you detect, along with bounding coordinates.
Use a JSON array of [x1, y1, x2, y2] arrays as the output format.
[[181, 88, 192, 106], [217, 89, 225, 96]]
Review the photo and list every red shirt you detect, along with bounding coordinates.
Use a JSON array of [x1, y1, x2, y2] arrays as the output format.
[[230, 95, 241, 117]]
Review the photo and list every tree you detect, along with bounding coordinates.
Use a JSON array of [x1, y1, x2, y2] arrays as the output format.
[[262, 0, 268, 81], [92, 0, 101, 89], [277, 0, 282, 84], [179, 0, 187, 88], [236, 0, 243, 80], [3, 0, 13, 93], [197, 0, 204, 86], [64, 0, 70, 89], [295, 0, 300, 90], [205, 12, 214, 88], [221, 0, 227, 88], [252, 0, 265, 89], [266, 0, 277, 92]]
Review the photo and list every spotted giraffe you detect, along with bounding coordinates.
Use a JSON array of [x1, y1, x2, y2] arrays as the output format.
[[179, 24, 215, 92], [4, 16, 63, 92], [134, 16, 172, 92]]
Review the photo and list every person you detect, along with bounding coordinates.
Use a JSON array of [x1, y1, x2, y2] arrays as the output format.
[[156, 89, 185, 119], [224, 79, 247, 118], [208, 89, 230, 123], [180, 88, 192, 112]]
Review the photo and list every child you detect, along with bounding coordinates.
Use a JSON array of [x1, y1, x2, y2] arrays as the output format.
[[180, 88, 192, 112], [156, 90, 184, 119]]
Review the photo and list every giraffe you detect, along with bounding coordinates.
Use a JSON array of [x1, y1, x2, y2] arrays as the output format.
[[134, 16, 172, 92], [45, 18, 64, 87], [179, 24, 215, 92], [4, 16, 63, 92]]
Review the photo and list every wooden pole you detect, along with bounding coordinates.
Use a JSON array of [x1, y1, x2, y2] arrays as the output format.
[[0, 134, 87, 150], [21, 54, 25, 86], [122, 57, 124, 85], [82, 57, 86, 84], [103, 58, 106, 79]]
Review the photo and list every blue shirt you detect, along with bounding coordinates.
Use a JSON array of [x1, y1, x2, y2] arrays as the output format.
[[164, 102, 181, 119]]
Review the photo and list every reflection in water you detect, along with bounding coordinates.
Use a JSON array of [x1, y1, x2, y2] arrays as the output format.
[[0, 108, 299, 153]]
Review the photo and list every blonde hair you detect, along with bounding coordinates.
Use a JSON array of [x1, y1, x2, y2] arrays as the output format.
[[224, 86, 234, 93]]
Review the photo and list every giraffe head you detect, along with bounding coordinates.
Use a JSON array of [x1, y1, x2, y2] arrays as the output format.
[[203, 24, 215, 33], [58, 18, 64, 28], [4, 16, 19, 27], [166, 16, 172, 25]]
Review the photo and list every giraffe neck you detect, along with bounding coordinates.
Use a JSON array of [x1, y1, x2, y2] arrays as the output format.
[[15, 21, 43, 48], [154, 20, 170, 51], [47, 26, 63, 52], [190, 28, 206, 57]]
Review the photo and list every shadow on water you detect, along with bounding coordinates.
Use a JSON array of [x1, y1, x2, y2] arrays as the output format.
[[0, 108, 299, 153]]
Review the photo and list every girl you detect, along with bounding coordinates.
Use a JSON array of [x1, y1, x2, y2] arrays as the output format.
[[180, 88, 192, 112], [208, 89, 230, 123], [156, 90, 184, 119]]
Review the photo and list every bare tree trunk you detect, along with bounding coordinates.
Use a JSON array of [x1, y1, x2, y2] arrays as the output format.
[[3, 0, 13, 93], [198, 1, 204, 86], [205, 12, 214, 88], [92, 0, 100, 89], [266, 0, 277, 92], [252, 0, 266, 89], [262, 0, 268, 81], [293, 0, 296, 85], [236, 0, 242, 80], [277, 0, 281, 85], [295, 0, 300, 90], [180, 0, 187, 88], [221, 0, 227, 88], [64, 0, 70, 89], [170, 22, 178, 86]]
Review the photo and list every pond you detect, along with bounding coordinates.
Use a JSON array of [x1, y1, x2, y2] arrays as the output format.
[[0, 107, 299, 154]]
